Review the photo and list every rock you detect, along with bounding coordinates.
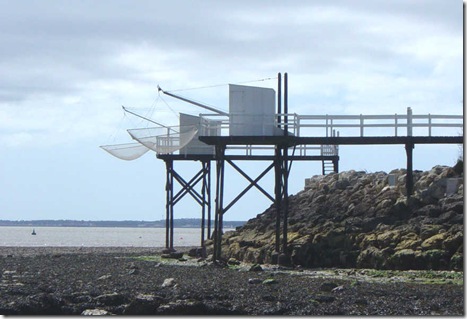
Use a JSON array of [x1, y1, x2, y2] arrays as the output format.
[[421, 249, 449, 269], [450, 252, 463, 270], [95, 292, 126, 306], [128, 268, 139, 275], [162, 278, 176, 287], [82, 309, 112, 315], [124, 294, 162, 315], [357, 246, 387, 269], [389, 249, 423, 270], [320, 282, 338, 292], [157, 300, 208, 315], [97, 274, 112, 280], [161, 251, 184, 259], [278, 253, 291, 266], [188, 247, 205, 258], [249, 264, 263, 272], [227, 258, 241, 265], [331, 285, 344, 293], [214, 165, 463, 271], [128, 262, 138, 269], [421, 233, 448, 251], [443, 232, 463, 254], [248, 278, 262, 284], [262, 278, 278, 285]]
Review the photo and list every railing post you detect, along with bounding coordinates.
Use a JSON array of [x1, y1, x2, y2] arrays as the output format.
[[395, 114, 398, 137], [407, 107, 413, 137], [428, 113, 432, 137], [360, 114, 364, 137]]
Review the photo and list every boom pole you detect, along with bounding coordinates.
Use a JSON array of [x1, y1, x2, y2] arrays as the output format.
[[158, 86, 228, 116], [122, 105, 177, 132]]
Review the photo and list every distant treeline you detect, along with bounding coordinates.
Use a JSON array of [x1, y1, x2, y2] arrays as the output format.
[[0, 219, 246, 228]]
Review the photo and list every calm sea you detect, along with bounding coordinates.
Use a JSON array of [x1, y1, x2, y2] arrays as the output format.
[[0, 226, 231, 247]]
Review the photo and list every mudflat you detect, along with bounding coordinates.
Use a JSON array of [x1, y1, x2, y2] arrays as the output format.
[[0, 247, 463, 315]]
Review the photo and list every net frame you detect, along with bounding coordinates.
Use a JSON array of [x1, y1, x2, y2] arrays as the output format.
[[128, 125, 198, 155], [100, 142, 151, 161]]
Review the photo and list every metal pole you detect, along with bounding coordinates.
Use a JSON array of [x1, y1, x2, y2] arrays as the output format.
[[207, 161, 212, 240], [169, 161, 174, 251], [274, 148, 281, 254], [282, 72, 289, 261], [213, 145, 226, 261], [274, 73, 282, 258], [405, 142, 414, 198], [165, 160, 172, 249], [277, 73, 282, 128], [201, 161, 206, 248], [284, 73, 288, 136]]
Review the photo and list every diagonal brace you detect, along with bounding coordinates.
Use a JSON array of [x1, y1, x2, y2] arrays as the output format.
[[223, 160, 275, 214], [172, 168, 205, 206]]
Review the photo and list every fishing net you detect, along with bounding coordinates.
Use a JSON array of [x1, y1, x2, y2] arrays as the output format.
[[128, 125, 199, 154], [100, 142, 150, 161]]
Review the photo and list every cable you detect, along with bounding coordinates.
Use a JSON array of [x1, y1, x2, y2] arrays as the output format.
[[166, 76, 277, 93]]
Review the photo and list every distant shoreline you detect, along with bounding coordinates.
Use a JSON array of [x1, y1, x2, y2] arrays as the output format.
[[0, 219, 246, 228]]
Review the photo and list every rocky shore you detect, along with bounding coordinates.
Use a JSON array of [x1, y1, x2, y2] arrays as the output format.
[[216, 164, 464, 270], [0, 247, 463, 315]]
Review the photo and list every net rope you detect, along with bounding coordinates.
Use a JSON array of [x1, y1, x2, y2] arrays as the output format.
[[100, 142, 150, 161], [128, 125, 198, 154]]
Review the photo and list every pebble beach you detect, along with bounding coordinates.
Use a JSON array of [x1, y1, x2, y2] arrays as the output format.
[[0, 246, 463, 315]]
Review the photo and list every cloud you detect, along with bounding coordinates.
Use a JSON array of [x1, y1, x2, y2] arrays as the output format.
[[0, 0, 462, 148]]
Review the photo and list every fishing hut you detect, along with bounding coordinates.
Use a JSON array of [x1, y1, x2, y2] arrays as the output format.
[[101, 72, 463, 263]]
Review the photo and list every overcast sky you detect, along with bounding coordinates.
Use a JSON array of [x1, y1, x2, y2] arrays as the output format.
[[0, 0, 463, 222]]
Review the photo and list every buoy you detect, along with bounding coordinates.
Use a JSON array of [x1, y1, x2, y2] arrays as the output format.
[[31, 229, 36, 235]]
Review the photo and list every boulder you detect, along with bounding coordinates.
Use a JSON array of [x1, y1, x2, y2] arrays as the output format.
[[162, 278, 176, 288], [124, 294, 162, 315], [95, 293, 126, 306], [82, 309, 112, 316], [215, 165, 463, 271]]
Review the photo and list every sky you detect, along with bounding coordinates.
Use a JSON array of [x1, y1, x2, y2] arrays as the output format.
[[0, 0, 464, 222]]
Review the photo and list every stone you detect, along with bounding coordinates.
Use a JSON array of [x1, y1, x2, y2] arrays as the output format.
[[320, 282, 338, 292], [443, 232, 463, 254], [157, 300, 208, 315], [188, 247, 206, 258], [128, 262, 138, 269], [262, 278, 278, 285], [161, 251, 184, 259], [248, 278, 262, 284], [124, 294, 162, 315], [278, 253, 291, 266], [389, 249, 424, 270], [82, 309, 112, 315], [331, 285, 345, 293], [97, 274, 112, 280], [162, 278, 176, 288], [227, 258, 241, 265], [216, 166, 463, 271], [95, 292, 126, 306], [421, 233, 448, 251], [249, 264, 263, 272], [128, 268, 139, 275]]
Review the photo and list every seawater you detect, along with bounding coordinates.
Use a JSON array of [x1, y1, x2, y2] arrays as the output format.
[[0, 226, 223, 247]]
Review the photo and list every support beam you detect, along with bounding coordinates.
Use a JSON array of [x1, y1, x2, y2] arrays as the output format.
[[164, 159, 212, 253], [405, 142, 414, 198], [165, 160, 173, 250], [213, 145, 226, 261], [223, 160, 275, 213], [274, 147, 282, 253]]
